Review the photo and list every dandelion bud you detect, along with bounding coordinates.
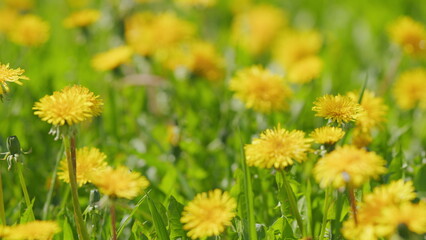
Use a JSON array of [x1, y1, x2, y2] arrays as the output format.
[[6, 136, 21, 155]]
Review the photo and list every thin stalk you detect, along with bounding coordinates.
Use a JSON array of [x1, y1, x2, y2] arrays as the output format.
[[347, 185, 358, 225], [110, 199, 117, 240], [42, 143, 64, 220], [0, 168, 6, 224], [280, 170, 304, 236], [319, 187, 333, 240], [16, 163, 35, 220], [305, 178, 313, 237], [64, 135, 90, 240]]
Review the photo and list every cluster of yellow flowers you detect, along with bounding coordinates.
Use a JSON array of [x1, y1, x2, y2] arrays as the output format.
[[342, 180, 426, 239]]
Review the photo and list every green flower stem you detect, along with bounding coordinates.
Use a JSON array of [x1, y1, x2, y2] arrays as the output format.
[[110, 199, 117, 240], [319, 186, 333, 240], [16, 162, 35, 221], [347, 184, 358, 225], [64, 135, 90, 240], [0, 168, 6, 224], [305, 178, 313, 237], [280, 170, 304, 236]]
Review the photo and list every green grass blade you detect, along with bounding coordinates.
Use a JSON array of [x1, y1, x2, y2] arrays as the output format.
[[147, 194, 170, 240], [116, 193, 149, 238]]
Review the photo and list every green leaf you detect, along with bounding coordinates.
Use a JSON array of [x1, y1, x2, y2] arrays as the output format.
[[147, 194, 170, 240], [20, 198, 35, 223], [167, 196, 187, 240], [415, 164, 426, 193], [388, 145, 403, 181], [63, 218, 75, 240], [117, 194, 148, 238]]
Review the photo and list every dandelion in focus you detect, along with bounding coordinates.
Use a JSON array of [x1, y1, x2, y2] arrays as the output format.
[[312, 94, 364, 124], [33, 85, 103, 126], [313, 145, 386, 188], [58, 147, 107, 187], [232, 4, 287, 55], [245, 125, 312, 169], [388, 16, 426, 57], [8, 15, 50, 47], [393, 68, 426, 110], [91, 46, 133, 71], [229, 66, 292, 113], [310, 126, 345, 145], [0, 220, 60, 240], [0, 63, 29, 99], [92, 166, 149, 199], [64, 9, 100, 28], [181, 189, 236, 239]]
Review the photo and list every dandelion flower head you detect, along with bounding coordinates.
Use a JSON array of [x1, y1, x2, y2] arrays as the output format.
[[33, 85, 103, 126], [313, 145, 386, 188], [64, 9, 100, 28], [92, 166, 150, 199], [347, 90, 387, 131], [232, 4, 287, 55], [351, 128, 373, 148], [58, 147, 108, 187], [0, 220, 60, 240], [187, 41, 225, 81], [229, 66, 292, 113], [388, 16, 426, 57], [8, 14, 50, 47], [4, 0, 34, 11], [312, 94, 364, 124], [245, 125, 312, 169], [91, 46, 133, 71], [0, 8, 18, 34], [0, 63, 29, 96], [287, 55, 322, 84], [181, 189, 237, 239], [310, 126, 345, 145], [393, 68, 426, 110]]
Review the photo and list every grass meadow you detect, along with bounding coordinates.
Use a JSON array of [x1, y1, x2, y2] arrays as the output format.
[[0, 0, 426, 239]]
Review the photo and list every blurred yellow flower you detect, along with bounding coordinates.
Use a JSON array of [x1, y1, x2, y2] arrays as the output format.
[[312, 94, 364, 124], [229, 66, 292, 113], [313, 145, 386, 188], [187, 41, 224, 81], [342, 180, 419, 240], [92, 166, 149, 199], [378, 202, 426, 236], [33, 85, 103, 126], [8, 15, 50, 47], [58, 147, 107, 187], [351, 128, 373, 148], [175, 0, 216, 8], [232, 4, 287, 55], [274, 30, 322, 68], [125, 12, 194, 56], [0, 63, 29, 96], [4, 0, 34, 11], [0, 8, 18, 34], [0, 220, 60, 240], [63, 9, 100, 28], [310, 126, 344, 145], [393, 68, 426, 110], [388, 16, 426, 57], [91, 46, 133, 71], [181, 189, 236, 239], [287, 55, 323, 84], [245, 126, 312, 169], [347, 90, 387, 131]]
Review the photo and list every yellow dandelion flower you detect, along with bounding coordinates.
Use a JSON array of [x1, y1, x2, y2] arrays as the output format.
[[175, 0, 216, 8], [181, 189, 237, 239], [393, 68, 426, 110], [245, 126, 312, 169], [0, 8, 18, 34], [287, 55, 323, 84], [1, 220, 60, 240], [347, 90, 387, 131], [125, 12, 194, 56], [4, 0, 34, 11], [58, 147, 107, 187], [229, 66, 292, 113], [92, 166, 149, 199], [342, 180, 418, 240], [313, 145, 386, 188], [188, 41, 224, 81], [91, 46, 133, 71], [33, 85, 103, 126], [8, 15, 50, 47], [310, 126, 345, 145], [388, 16, 426, 57], [63, 9, 100, 28], [0, 63, 29, 96], [274, 30, 322, 68], [232, 5, 287, 55], [352, 128, 373, 148], [312, 94, 364, 124]]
